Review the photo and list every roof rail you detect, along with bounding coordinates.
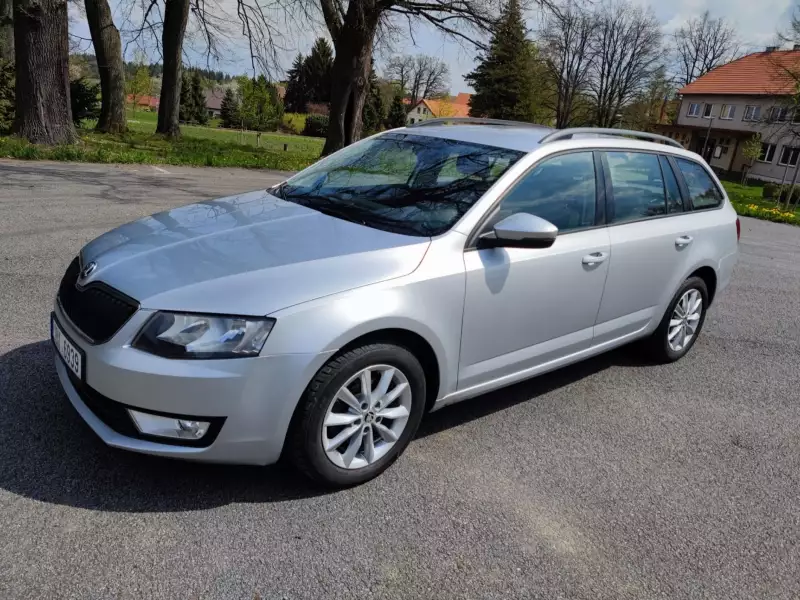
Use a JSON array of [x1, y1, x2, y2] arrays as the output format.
[[538, 127, 684, 149], [409, 117, 544, 129]]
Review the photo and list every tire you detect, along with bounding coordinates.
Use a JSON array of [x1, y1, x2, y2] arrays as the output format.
[[287, 343, 427, 487], [645, 276, 709, 363]]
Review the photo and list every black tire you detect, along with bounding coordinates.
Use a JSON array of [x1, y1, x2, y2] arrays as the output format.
[[287, 343, 426, 487], [645, 276, 709, 363]]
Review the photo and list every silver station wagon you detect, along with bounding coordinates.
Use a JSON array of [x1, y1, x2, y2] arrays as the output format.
[[52, 120, 739, 486]]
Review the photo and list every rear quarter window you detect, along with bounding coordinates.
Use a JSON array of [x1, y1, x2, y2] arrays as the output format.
[[674, 158, 723, 209]]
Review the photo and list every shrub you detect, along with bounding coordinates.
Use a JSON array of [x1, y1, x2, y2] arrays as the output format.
[[70, 78, 101, 126], [763, 182, 778, 199], [302, 114, 328, 137], [282, 113, 307, 135]]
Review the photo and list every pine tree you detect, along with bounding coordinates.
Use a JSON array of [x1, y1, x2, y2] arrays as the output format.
[[191, 71, 208, 124], [305, 38, 334, 103], [386, 93, 407, 128], [465, 0, 536, 121], [362, 67, 385, 134], [179, 71, 193, 122], [284, 53, 308, 113], [220, 87, 239, 128]]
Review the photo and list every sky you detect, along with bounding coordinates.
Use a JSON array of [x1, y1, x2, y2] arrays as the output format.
[[70, 0, 797, 93]]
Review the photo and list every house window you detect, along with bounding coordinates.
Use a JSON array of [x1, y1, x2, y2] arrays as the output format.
[[778, 145, 800, 166], [793, 110, 800, 124], [409, 118, 415, 124], [719, 104, 735, 120], [423, 108, 427, 115], [687, 103, 701, 117], [417, 106, 421, 114], [770, 106, 789, 122], [744, 105, 761, 121], [758, 143, 776, 163], [703, 103, 713, 118]]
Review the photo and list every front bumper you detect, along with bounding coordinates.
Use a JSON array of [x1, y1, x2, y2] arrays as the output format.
[[53, 302, 333, 465]]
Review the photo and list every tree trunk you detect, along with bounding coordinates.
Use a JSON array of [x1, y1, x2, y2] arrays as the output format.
[[322, 15, 378, 156], [85, 0, 125, 133], [0, 0, 12, 60], [156, 0, 189, 137], [12, 0, 76, 144]]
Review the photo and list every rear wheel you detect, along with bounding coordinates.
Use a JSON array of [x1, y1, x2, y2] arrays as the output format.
[[288, 343, 426, 487], [645, 276, 708, 363]]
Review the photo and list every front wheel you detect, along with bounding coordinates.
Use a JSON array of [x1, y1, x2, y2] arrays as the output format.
[[287, 343, 426, 487], [645, 276, 709, 363]]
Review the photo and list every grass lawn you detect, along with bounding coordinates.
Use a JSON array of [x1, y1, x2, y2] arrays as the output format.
[[0, 112, 324, 171], [721, 180, 800, 226]]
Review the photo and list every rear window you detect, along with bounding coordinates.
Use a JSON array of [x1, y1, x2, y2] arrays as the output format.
[[674, 158, 723, 209], [605, 151, 666, 223]]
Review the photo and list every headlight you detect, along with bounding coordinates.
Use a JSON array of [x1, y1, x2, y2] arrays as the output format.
[[132, 312, 275, 359]]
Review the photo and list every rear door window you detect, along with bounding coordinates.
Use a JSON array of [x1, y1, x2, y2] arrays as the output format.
[[674, 158, 724, 209], [604, 151, 666, 223]]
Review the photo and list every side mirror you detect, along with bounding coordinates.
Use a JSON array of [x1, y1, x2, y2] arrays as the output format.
[[478, 213, 558, 249]]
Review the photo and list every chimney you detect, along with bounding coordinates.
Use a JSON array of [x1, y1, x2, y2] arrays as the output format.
[[766, 46, 779, 52], [794, 44, 800, 51]]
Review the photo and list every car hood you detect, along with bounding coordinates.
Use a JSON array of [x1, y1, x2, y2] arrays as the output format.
[[80, 190, 430, 315]]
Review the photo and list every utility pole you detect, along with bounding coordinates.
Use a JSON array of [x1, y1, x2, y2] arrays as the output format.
[[701, 112, 715, 159]]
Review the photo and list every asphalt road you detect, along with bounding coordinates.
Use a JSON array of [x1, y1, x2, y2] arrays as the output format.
[[1, 160, 799, 599]]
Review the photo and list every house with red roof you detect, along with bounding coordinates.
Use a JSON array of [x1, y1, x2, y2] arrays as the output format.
[[657, 47, 800, 181], [405, 93, 472, 125], [126, 94, 159, 111]]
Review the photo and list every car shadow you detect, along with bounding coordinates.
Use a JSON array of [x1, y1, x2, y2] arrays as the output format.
[[0, 339, 640, 512]]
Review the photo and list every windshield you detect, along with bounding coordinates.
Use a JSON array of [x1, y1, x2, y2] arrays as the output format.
[[273, 133, 525, 237]]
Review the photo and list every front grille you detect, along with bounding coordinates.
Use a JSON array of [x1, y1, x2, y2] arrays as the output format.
[[66, 370, 225, 448], [58, 257, 139, 344]]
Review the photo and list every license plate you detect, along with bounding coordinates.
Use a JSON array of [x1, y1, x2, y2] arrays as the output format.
[[52, 315, 84, 380]]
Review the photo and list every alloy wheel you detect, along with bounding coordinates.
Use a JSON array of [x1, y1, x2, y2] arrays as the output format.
[[321, 364, 412, 470], [668, 288, 703, 352]]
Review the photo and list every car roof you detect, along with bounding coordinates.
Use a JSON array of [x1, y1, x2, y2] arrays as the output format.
[[396, 124, 555, 152], [397, 123, 704, 164]]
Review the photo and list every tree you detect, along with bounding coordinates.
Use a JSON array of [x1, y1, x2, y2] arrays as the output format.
[[190, 70, 207, 124], [70, 77, 100, 126], [126, 54, 151, 115], [220, 87, 239, 128], [179, 70, 193, 122], [0, 0, 12, 61], [361, 67, 385, 134], [284, 53, 309, 113], [674, 11, 739, 88], [305, 37, 333, 103], [84, 0, 126, 133], [619, 65, 674, 130], [156, 0, 190, 137], [385, 54, 450, 107], [540, 0, 594, 128], [386, 93, 406, 128], [318, 0, 499, 155], [466, 0, 537, 121], [587, 0, 662, 128], [741, 134, 762, 184], [238, 75, 281, 132], [12, 0, 77, 144], [0, 57, 12, 133]]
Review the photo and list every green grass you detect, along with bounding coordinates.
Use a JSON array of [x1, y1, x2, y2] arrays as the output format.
[[0, 116, 324, 171], [722, 180, 800, 226]]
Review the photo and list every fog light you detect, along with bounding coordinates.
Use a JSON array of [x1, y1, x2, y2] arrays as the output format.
[[128, 410, 210, 440]]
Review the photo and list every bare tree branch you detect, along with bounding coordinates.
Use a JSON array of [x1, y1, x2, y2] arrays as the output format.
[[673, 10, 739, 88]]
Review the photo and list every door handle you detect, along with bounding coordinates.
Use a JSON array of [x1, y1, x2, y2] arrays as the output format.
[[675, 235, 694, 248], [582, 251, 608, 266]]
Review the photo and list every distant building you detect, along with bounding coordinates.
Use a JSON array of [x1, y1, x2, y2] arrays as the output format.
[[126, 94, 159, 111], [205, 89, 225, 118], [655, 47, 800, 182], [406, 93, 472, 125]]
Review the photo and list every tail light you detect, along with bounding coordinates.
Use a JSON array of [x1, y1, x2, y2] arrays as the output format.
[[736, 217, 741, 242]]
